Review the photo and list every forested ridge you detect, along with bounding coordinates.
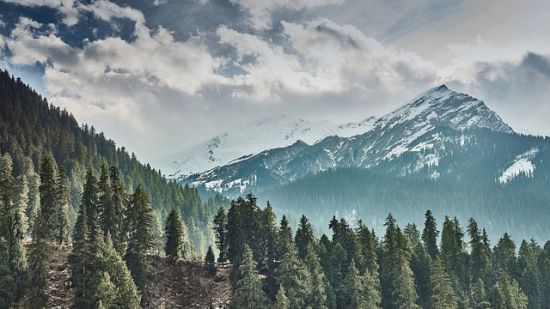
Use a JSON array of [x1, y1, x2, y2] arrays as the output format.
[[217, 194, 550, 309], [0, 151, 229, 307], [263, 165, 550, 243], [0, 69, 225, 256]]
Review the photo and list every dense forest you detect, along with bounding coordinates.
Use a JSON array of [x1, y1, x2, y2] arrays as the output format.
[[216, 194, 550, 309], [0, 151, 222, 307], [264, 165, 550, 243], [0, 69, 225, 256]]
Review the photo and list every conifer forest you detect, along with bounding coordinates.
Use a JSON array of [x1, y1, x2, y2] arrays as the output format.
[[2, 1, 550, 308]]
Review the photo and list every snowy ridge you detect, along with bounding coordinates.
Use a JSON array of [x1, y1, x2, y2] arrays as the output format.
[[155, 114, 377, 179], [499, 148, 539, 184], [181, 85, 520, 195]]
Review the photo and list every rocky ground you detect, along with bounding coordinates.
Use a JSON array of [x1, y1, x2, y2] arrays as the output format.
[[143, 256, 232, 309], [16, 244, 232, 308]]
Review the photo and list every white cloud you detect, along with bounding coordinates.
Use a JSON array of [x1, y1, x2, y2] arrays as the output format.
[[2, 0, 79, 26], [216, 18, 439, 101], [452, 52, 550, 137], [1, 0, 146, 27], [231, 0, 344, 30], [0, 9, 228, 158], [7, 18, 76, 66]]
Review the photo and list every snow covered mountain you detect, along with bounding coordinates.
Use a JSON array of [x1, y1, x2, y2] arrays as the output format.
[[182, 85, 550, 194], [155, 114, 377, 179]]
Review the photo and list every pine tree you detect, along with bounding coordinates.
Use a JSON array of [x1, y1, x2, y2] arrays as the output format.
[[362, 267, 382, 309], [0, 237, 14, 308], [440, 216, 467, 289], [409, 231, 431, 308], [304, 244, 329, 309], [490, 272, 528, 309], [295, 215, 314, 260], [470, 279, 491, 309], [23, 158, 40, 236], [468, 218, 491, 283], [27, 213, 49, 308], [259, 202, 279, 295], [13, 173, 29, 237], [0, 154, 27, 303], [230, 245, 268, 309], [82, 171, 100, 241], [125, 184, 155, 291], [430, 258, 458, 309], [357, 220, 379, 275], [538, 241, 550, 308], [39, 155, 57, 240], [109, 166, 127, 256], [380, 214, 420, 309], [422, 210, 439, 259], [165, 208, 185, 260], [276, 241, 311, 309], [98, 165, 114, 237], [213, 206, 228, 264], [205, 245, 217, 276], [93, 272, 117, 309], [279, 215, 293, 251], [101, 234, 141, 308], [325, 241, 347, 308], [69, 200, 94, 308], [1, 153, 15, 241], [517, 239, 542, 309], [55, 167, 70, 244], [260, 202, 278, 277], [275, 286, 289, 309], [342, 260, 367, 309]]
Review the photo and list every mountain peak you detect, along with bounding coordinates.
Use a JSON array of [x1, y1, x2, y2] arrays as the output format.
[[380, 85, 513, 134], [433, 84, 448, 92]]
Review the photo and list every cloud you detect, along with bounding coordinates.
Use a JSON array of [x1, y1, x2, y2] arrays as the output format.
[[453, 52, 550, 136], [3, 0, 549, 159], [0, 6, 230, 158], [231, 0, 345, 30], [216, 18, 439, 102], [2, 0, 79, 26], [1, 0, 147, 28], [7, 18, 77, 66]]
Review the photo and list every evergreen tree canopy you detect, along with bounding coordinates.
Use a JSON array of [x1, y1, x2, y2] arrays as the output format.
[[422, 210, 439, 259], [164, 208, 185, 260], [230, 245, 268, 309]]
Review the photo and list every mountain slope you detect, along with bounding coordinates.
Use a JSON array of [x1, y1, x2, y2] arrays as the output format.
[[155, 114, 377, 179], [180, 84, 550, 242], [0, 70, 220, 255], [183, 85, 518, 193]]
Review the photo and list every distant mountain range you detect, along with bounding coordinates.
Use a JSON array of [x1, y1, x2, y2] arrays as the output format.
[[182, 85, 521, 193], [155, 114, 378, 179], [171, 85, 550, 241]]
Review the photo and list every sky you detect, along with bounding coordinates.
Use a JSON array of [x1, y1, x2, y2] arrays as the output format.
[[0, 0, 549, 163]]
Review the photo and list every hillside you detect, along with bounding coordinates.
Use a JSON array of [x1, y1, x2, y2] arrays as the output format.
[[14, 243, 231, 308], [0, 70, 221, 255]]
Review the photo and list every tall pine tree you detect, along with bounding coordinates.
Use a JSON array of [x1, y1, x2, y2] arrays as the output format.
[[230, 244, 268, 309], [55, 167, 69, 244], [165, 208, 185, 260], [213, 206, 228, 264], [125, 184, 155, 291], [38, 155, 57, 240], [422, 210, 439, 260]]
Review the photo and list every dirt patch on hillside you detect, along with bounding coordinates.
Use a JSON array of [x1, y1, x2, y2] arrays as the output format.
[[143, 256, 232, 309]]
